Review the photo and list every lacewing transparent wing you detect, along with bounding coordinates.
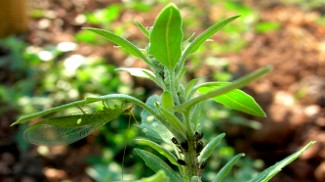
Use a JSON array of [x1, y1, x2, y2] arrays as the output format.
[[23, 105, 127, 146]]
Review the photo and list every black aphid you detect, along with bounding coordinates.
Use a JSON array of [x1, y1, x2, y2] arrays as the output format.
[[195, 140, 204, 154], [180, 140, 189, 152], [200, 160, 208, 169], [194, 131, 203, 141], [177, 159, 186, 166]]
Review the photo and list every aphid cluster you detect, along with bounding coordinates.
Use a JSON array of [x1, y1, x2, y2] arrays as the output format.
[[171, 137, 188, 153], [194, 131, 204, 156], [171, 131, 206, 168]]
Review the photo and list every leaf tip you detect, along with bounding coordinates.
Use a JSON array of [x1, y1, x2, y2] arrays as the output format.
[[81, 27, 91, 30], [165, 3, 178, 9], [10, 120, 21, 126]]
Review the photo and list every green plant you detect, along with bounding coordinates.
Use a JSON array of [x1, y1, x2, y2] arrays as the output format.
[[12, 4, 315, 181]]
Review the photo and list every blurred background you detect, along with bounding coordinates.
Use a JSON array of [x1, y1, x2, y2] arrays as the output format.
[[0, 0, 325, 181]]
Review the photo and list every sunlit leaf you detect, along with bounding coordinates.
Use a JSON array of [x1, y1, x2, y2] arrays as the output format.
[[135, 21, 149, 37], [149, 4, 183, 70], [197, 82, 266, 117], [83, 27, 150, 64], [161, 91, 174, 109], [174, 66, 272, 112], [178, 16, 240, 69], [115, 67, 156, 80]]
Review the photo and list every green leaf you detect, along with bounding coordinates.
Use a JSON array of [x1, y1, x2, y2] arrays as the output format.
[[83, 27, 151, 65], [191, 104, 201, 130], [135, 21, 149, 37], [198, 82, 266, 117], [115, 67, 162, 86], [198, 133, 225, 163], [140, 95, 174, 144], [248, 141, 316, 182], [140, 170, 169, 182], [212, 153, 245, 182], [149, 4, 183, 70], [174, 66, 272, 112], [134, 149, 182, 182], [135, 138, 179, 166], [161, 91, 174, 109], [178, 15, 240, 70], [160, 108, 186, 136], [185, 78, 197, 100], [116, 67, 155, 79]]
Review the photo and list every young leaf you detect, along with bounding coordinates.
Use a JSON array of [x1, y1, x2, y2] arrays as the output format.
[[160, 108, 186, 136], [198, 133, 225, 163], [212, 153, 245, 182], [161, 91, 174, 109], [177, 15, 240, 70], [197, 82, 266, 117], [134, 149, 183, 182], [135, 138, 179, 166], [248, 141, 316, 182], [191, 104, 201, 130], [185, 78, 197, 100], [135, 21, 149, 37], [149, 3, 183, 70], [83, 27, 151, 65]]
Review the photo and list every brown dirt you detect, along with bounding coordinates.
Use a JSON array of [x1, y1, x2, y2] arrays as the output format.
[[224, 5, 325, 182]]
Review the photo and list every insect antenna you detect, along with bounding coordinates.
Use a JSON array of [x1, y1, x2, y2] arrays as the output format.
[[121, 105, 138, 180]]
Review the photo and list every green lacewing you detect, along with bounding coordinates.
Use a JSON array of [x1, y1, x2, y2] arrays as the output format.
[[23, 104, 133, 146]]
